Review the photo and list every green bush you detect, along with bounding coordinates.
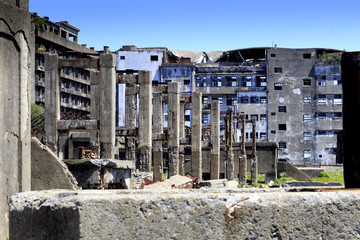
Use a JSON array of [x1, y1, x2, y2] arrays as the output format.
[[319, 171, 330, 178]]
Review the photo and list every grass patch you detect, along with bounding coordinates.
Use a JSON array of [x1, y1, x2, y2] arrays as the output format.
[[312, 169, 344, 185]]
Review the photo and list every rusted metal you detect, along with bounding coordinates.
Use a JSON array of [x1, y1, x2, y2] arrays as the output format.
[[342, 52, 360, 188]]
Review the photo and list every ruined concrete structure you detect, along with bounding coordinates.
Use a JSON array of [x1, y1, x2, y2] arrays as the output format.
[[118, 46, 343, 165], [0, 0, 32, 237], [32, 13, 98, 117]]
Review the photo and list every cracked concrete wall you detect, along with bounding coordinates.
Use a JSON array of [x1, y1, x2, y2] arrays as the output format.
[[31, 138, 79, 191], [9, 189, 360, 239], [0, 0, 31, 237]]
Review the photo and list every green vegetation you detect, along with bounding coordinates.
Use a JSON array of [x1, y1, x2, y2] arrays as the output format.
[[317, 51, 342, 65], [31, 104, 45, 135], [312, 169, 344, 185], [32, 16, 47, 31], [274, 172, 295, 185]]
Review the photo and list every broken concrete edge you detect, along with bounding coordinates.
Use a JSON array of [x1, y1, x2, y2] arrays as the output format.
[[31, 137, 80, 190], [9, 189, 360, 239], [63, 158, 133, 169]]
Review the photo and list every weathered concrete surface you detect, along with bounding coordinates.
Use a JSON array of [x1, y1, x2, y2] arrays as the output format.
[[0, 0, 31, 237], [31, 138, 79, 190], [10, 189, 360, 240], [277, 161, 311, 181], [144, 175, 192, 189]]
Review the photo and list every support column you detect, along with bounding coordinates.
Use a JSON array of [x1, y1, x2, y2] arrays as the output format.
[[138, 71, 152, 172], [44, 53, 59, 153], [210, 100, 220, 180], [90, 71, 100, 156], [251, 118, 258, 183], [225, 108, 234, 180], [125, 82, 137, 170], [99, 47, 116, 159], [239, 113, 247, 185], [153, 93, 163, 181], [191, 92, 202, 180], [168, 82, 180, 177], [179, 100, 185, 176]]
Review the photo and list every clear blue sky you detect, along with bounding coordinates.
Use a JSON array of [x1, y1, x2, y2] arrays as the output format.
[[30, 0, 360, 52]]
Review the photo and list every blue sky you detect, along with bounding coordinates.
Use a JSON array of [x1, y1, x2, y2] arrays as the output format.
[[30, 0, 360, 52]]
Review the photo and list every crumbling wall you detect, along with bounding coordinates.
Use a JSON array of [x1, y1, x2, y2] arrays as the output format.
[[31, 137, 79, 190], [0, 0, 31, 237]]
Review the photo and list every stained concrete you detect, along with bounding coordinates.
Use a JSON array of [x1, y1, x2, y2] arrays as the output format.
[[31, 138, 79, 191], [10, 189, 360, 239]]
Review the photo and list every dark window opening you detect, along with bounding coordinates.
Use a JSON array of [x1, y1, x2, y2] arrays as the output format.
[[274, 67, 282, 73], [250, 96, 259, 104], [274, 83, 282, 90], [278, 106, 287, 113], [278, 124, 287, 130], [250, 114, 258, 121], [120, 56, 125, 60], [184, 79, 190, 85], [271, 130, 276, 134], [260, 114, 266, 120], [303, 53, 311, 59], [150, 55, 158, 61], [185, 115, 190, 121], [279, 141, 287, 149], [303, 79, 311, 86], [271, 112, 276, 116], [271, 53, 276, 58]]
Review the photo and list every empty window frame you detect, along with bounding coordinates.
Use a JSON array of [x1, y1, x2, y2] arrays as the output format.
[[260, 97, 267, 104], [279, 141, 287, 149], [274, 83, 282, 90], [333, 112, 342, 119], [316, 112, 327, 119], [303, 150, 312, 158], [150, 55, 158, 61], [271, 53, 276, 58], [303, 78, 311, 86], [120, 56, 125, 60], [303, 53, 311, 59], [303, 97, 311, 103], [203, 115, 208, 124], [334, 94, 342, 105], [303, 132, 312, 140], [250, 114, 258, 121], [317, 95, 327, 105], [185, 115, 190, 121], [245, 76, 252, 87], [317, 79, 326, 86], [274, 67, 282, 73], [333, 76, 342, 86], [202, 97, 208, 104], [240, 96, 249, 104], [278, 124, 287, 130], [260, 132, 267, 139], [260, 114, 267, 120], [278, 106, 287, 113], [303, 114, 312, 121], [271, 130, 276, 134], [250, 96, 259, 104], [183, 79, 190, 85], [271, 112, 276, 116]]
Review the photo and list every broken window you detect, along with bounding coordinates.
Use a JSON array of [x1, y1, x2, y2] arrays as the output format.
[[274, 67, 282, 73], [279, 142, 286, 149], [246, 132, 249, 139], [271, 112, 276, 116], [334, 94, 342, 105], [184, 79, 190, 85], [316, 112, 327, 119], [317, 95, 327, 105], [303, 132, 312, 140], [240, 96, 249, 103], [120, 56, 125, 60], [251, 114, 258, 121], [271, 130, 276, 134], [150, 55, 158, 61], [303, 53, 311, 59], [333, 112, 342, 119], [333, 76, 342, 86], [203, 115, 208, 124], [250, 96, 259, 104], [260, 132, 266, 139], [303, 114, 312, 121], [185, 115, 190, 121], [219, 97, 223, 106], [303, 150, 312, 158], [260, 114, 267, 120], [260, 97, 267, 104], [303, 97, 311, 103], [274, 83, 282, 90], [278, 106, 287, 113], [278, 124, 286, 130], [317, 79, 326, 86], [303, 79, 311, 86], [203, 97, 208, 104], [271, 53, 276, 58]]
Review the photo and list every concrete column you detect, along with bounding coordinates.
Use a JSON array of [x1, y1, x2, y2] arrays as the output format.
[[168, 82, 180, 177], [99, 47, 116, 159], [239, 114, 247, 185], [153, 92, 163, 181], [125, 83, 137, 129], [138, 71, 152, 172], [251, 118, 258, 183], [90, 71, 100, 156], [225, 108, 234, 180], [44, 53, 59, 153], [210, 100, 220, 180], [191, 92, 202, 180], [179, 100, 185, 175]]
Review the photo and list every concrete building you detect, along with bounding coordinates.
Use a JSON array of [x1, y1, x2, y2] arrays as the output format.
[[32, 14, 98, 117]]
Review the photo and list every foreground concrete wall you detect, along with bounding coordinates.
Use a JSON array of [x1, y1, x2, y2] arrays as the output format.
[[10, 189, 360, 239], [0, 0, 31, 237], [31, 138, 79, 190]]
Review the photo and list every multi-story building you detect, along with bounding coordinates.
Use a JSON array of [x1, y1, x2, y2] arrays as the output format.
[[32, 14, 98, 117], [116, 45, 343, 165]]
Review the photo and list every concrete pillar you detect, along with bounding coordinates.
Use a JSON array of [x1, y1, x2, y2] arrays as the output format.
[[90, 71, 100, 156], [179, 100, 185, 175], [99, 47, 116, 159], [210, 100, 220, 180], [191, 92, 202, 179], [138, 71, 152, 172], [44, 54, 59, 153], [153, 92, 163, 181], [225, 108, 234, 180], [125, 83, 137, 129], [251, 118, 258, 183], [239, 114, 247, 185], [168, 82, 180, 177]]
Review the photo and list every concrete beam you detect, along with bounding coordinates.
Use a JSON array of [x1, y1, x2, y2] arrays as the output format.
[[168, 82, 180, 177], [117, 74, 138, 84], [58, 58, 99, 68], [191, 92, 202, 180], [57, 120, 98, 130], [99, 48, 116, 159], [210, 100, 220, 180], [138, 71, 152, 172]]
